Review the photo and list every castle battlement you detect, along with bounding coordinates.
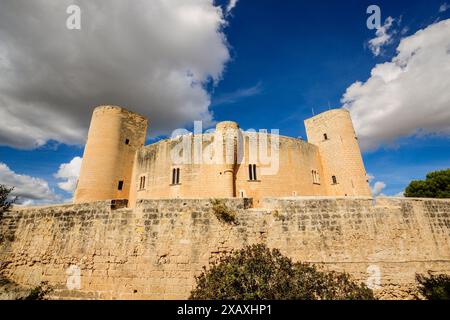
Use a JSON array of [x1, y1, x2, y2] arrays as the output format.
[[74, 106, 372, 207]]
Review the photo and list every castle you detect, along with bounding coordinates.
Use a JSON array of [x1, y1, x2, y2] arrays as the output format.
[[74, 106, 372, 206], [2, 105, 449, 300]]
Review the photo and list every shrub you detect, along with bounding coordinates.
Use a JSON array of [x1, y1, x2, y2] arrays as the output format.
[[210, 199, 237, 224], [20, 282, 52, 300], [190, 244, 375, 300], [416, 273, 450, 300]]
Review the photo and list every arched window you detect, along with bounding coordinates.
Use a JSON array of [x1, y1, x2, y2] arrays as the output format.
[[324, 133, 328, 140]]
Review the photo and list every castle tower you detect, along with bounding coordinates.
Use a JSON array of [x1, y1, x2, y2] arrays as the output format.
[[74, 106, 148, 204], [304, 109, 372, 197], [214, 121, 239, 198]]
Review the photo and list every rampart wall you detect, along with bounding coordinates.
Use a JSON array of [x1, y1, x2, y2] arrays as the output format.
[[1, 197, 449, 300]]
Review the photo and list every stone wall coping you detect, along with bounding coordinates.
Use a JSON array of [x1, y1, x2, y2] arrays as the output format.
[[10, 200, 114, 211], [141, 131, 311, 149], [376, 196, 450, 202], [9, 196, 450, 214], [263, 196, 374, 201]]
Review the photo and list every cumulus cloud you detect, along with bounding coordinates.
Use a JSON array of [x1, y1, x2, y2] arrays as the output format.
[[54, 156, 82, 193], [440, 3, 450, 12], [0, 162, 59, 205], [368, 16, 395, 56], [394, 191, 405, 197], [343, 19, 450, 151], [367, 173, 386, 197], [371, 181, 387, 197], [226, 0, 239, 14], [0, 0, 232, 149]]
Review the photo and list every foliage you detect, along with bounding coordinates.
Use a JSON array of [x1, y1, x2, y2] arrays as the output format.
[[0, 184, 17, 217], [404, 169, 450, 198], [190, 244, 375, 300], [19, 282, 52, 300], [416, 272, 450, 300], [211, 199, 237, 224]]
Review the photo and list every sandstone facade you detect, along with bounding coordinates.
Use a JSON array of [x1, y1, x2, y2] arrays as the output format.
[[74, 106, 372, 206], [1, 197, 449, 300]]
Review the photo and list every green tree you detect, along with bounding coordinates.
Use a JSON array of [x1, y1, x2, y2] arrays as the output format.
[[416, 273, 450, 300], [189, 244, 375, 300], [404, 169, 450, 198], [0, 184, 17, 218]]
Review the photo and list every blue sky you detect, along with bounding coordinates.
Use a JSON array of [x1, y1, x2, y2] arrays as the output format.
[[0, 0, 449, 203]]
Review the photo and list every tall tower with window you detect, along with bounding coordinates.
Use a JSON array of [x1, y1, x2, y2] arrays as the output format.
[[74, 106, 148, 203], [304, 108, 372, 197]]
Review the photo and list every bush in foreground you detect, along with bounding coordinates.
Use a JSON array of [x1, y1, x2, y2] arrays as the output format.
[[416, 273, 450, 300], [190, 244, 374, 300]]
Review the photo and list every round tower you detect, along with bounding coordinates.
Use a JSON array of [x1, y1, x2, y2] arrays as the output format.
[[304, 109, 372, 197], [214, 121, 239, 198], [74, 106, 148, 203]]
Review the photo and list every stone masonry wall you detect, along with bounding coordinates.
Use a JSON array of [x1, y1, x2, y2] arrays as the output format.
[[0, 197, 449, 300]]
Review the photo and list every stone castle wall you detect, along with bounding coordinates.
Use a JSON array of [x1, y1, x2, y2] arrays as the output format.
[[75, 107, 372, 207], [130, 133, 329, 207], [1, 197, 449, 300]]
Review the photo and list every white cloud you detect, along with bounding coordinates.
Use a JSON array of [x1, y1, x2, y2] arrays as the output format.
[[0, 0, 232, 149], [226, 0, 239, 14], [440, 3, 450, 12], [212, 81, 262, 106], [394, 191, 405, 197], [343, 19, 450, 151], [54, 157, 82, 193], [371, 181, 386, 197], [368, 16, 395, 56], [367, 173, 386, 197], [0, 162, 60, 205]]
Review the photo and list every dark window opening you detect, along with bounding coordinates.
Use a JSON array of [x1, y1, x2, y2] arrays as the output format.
[[312, 170, 320, 184], [118, 180, 124, 191], [139, 176, 146, 190], [172, 168, 180, 185], [323, 133, 328, 140], [125, 139, 130, 145], [249, 164, 257, 181], [332, 176, 337, 185]]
